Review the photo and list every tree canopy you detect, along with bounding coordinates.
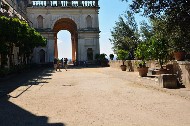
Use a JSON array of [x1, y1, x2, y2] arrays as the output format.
[[0, 16, 47, 67], [110, 11, 140, 59], [121, 0, 190, 44]]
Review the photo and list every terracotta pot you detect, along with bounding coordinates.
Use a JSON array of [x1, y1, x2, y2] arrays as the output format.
[[137, 67, 149, 77], [159, 69, 168, 74], [120, 65, 127, 71], [173, 52, 186, 61]]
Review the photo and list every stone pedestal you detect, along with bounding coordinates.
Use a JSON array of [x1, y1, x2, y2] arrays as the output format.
[[159, 74, 177, 88], [178, 61, 190, 89]]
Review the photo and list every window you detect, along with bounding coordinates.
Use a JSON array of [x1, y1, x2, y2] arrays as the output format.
[[87, 48, 93, 60], [86, 15, 92, 28], [37, 15, 43, 29]]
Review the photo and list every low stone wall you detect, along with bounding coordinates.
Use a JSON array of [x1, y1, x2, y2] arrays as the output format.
[[173, 61, 190, 89], [109, 60, 190, 89], [109, 60, 160, 72]]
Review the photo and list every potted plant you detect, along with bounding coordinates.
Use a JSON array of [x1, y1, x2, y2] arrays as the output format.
[[170, 39, 187, 61], [117, 49, 129, 71], [149, 36, 169, 74], [168, 26, 189, 61], [109, 54, 114, 60], [135, 42, 149, 76], [99, 53, 108, 67], [95, 53, 100, 65]]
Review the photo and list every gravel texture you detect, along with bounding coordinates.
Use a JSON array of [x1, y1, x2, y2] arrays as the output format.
[[0, 67, 190, 126]]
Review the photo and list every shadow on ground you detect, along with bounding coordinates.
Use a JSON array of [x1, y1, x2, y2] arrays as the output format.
[[0, 95, 65, 126], [0, 67, 54, 98], [0, 67, 65, 126]]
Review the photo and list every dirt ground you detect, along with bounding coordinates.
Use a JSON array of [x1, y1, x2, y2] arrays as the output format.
[[0, 66, 190, 126]]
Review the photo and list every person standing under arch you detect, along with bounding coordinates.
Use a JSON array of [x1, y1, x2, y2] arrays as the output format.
[[64, 58, 68, 71]]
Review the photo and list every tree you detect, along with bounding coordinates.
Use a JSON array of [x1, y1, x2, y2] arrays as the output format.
[[135, 16, 171, 69], [0, 16, 47, 67], [139, 21, 154, 42], [110, 11, 140, 59], [149, 36, 169, 69], [121, 0, 190, 52]]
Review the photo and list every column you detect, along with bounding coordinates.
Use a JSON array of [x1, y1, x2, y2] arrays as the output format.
[[71, 35, 74, 61], [54, 35, 58, 58]]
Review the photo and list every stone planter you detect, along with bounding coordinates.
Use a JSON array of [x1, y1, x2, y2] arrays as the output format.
[[159, 74, 177, 88], [158, 69, 168, 74], [120, 65, 127, 71], [137, 67, 149, 77], [174, 52, 186, 61]]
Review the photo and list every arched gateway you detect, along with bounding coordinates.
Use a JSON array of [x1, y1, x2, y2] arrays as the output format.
[[27, 0, 100, 63]]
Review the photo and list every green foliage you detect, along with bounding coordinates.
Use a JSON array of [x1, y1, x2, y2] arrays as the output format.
[[99, 53, 107, 60], [0, 16, 47, 67], [117, 49, 129, 65], [109, 54, 114, 60], [110, 11, 140, 59], [122, 0, 190, 52], [95, 54, 100, 60], [136, 16, 170, 69], [149, 36, 169, 69], [135, 42, 150, 62], [140, 21, 154, 41]]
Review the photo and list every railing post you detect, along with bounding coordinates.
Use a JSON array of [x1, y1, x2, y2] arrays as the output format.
[[46, 0, 51, 6], [95, 0, 98, 7], [67, 0, 72, 6], [57, 0, 62, 6], [78, 0, 82, 6]]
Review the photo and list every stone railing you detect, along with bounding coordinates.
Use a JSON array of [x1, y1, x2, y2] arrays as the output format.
[[30, 0, 99, 8]]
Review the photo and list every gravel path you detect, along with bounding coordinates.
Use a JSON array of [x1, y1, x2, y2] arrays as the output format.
[[1, 67, 190, 126]]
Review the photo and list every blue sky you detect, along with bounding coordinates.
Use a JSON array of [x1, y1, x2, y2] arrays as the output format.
[[57, 0, 147, 59]]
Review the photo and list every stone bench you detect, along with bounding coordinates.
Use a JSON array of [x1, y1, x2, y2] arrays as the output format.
[[158, 74, 177, 89]]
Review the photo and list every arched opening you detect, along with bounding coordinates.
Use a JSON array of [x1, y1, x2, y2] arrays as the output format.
[[39, 49, 45, 63], [53, 18, 78, 62], [57, 30, 72, 60], [37, 15, 43, 29]]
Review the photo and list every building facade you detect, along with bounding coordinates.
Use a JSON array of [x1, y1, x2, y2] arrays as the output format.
[[0, 0, 100, 64], [26, 0, 100, 64]]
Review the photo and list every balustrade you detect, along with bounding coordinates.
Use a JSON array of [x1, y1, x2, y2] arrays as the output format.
[[30, 0, 99, 7]]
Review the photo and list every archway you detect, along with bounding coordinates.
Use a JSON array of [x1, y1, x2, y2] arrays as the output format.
[[53, 18, 78, 62], [57, 30, 72, 60]]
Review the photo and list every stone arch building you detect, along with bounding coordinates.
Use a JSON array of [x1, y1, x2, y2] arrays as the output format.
[[26, 0, 100, 64]]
